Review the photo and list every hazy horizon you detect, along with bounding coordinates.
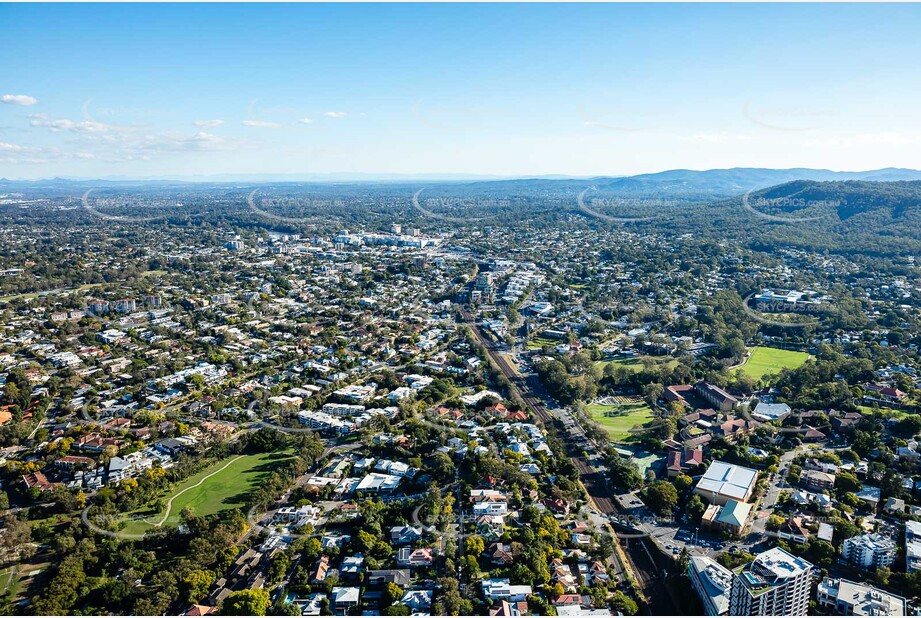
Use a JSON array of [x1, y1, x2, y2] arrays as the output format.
[[5, 166, 921, 185]]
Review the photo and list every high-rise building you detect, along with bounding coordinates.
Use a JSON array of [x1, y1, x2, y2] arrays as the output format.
[[841, 534, 897, 569], [728, 547, 812, 616]]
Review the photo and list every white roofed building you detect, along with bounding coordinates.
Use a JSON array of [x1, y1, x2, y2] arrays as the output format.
[[817, 578, 906, 616], [688, 556, 733, 615], [695, 460, 758, 505]]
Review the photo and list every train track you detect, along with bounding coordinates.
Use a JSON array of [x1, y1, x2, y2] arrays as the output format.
[[460, 310, 679, 614]]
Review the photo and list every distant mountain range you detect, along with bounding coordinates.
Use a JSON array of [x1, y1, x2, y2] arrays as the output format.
[[455, 167, 921, 200], [4, 168, 921, 199]]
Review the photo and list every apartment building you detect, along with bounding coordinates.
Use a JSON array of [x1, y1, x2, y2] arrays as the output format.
[[841, 534, 897, 569], [817, 578, 906, 616], [688, 556, 733, 615], [728, 548, 812, 616]]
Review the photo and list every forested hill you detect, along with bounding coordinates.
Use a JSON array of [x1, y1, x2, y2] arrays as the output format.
[[750, 179, 921, 220], [583, 167, 921, 200], [666, 180, 921, 257]]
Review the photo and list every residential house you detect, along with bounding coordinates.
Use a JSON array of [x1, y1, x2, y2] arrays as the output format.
[[396, 547, 434, 568], [331, 587, 360, 614], [390, 525, 423, 545]]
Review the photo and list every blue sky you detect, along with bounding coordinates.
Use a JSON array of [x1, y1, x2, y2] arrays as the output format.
[[2, 3, 921, 179]]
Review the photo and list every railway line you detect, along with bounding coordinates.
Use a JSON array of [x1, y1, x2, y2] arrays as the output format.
[[460, 310, 679, 614]]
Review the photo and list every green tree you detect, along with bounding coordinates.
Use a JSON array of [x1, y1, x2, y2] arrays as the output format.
[[807, 540, 836, 568], [686, 494, 706, 523], [673, 474, 693, 493], [643, 480, 678, 515], [222, 589, 271, 616], [183, 569, 215, 604], [766, 515, 785, 531], [383, 582, 404, 607], [835, 472, 862, 494], [465, 535, 485, 557], [609, 455, 643, 490], [429, 452, 456, 481], [591, 585, 609, 609], [610, 591, 639, 616], [874, 566, 891, 587], [355, 529, 378, 554]]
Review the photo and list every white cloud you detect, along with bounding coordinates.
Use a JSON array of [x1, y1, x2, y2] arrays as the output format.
[[324, 111, 348, 118], [242, 119, 281, 128], [194, 119, 224, 128], [296, 117, 313, 125], [30, 116, 116, 134], [18, 111, 237, 164], [0, 141, 89, 165], [2, 94, 38, 106], [121, 131, 234, 157]]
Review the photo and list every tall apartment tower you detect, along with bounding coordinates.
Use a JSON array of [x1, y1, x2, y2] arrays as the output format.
[[729, 547, 812, 616]]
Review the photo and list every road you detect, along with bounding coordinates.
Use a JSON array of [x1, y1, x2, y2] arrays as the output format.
[[750, 445, 807, 538], [460, 308, 678, 615]]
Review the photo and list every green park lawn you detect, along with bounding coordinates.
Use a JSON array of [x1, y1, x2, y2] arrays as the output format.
[[0, 567, 16, 598], [0, 269, 169, 302], [595, 356, 679, 373], [117, 451, 294, 535], [738, 346, 810, 382], [586, 401, 657, 442], [526, 336, 561, 350], [859, 405, 908, 419]]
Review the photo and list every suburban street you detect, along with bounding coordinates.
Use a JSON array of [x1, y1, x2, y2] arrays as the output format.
[[461, 309, 679, 615]]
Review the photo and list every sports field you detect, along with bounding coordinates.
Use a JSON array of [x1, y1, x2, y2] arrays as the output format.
[[117, 451, 294, 535], [738, 346, 809, 382], [586, 400, 656, 441]]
